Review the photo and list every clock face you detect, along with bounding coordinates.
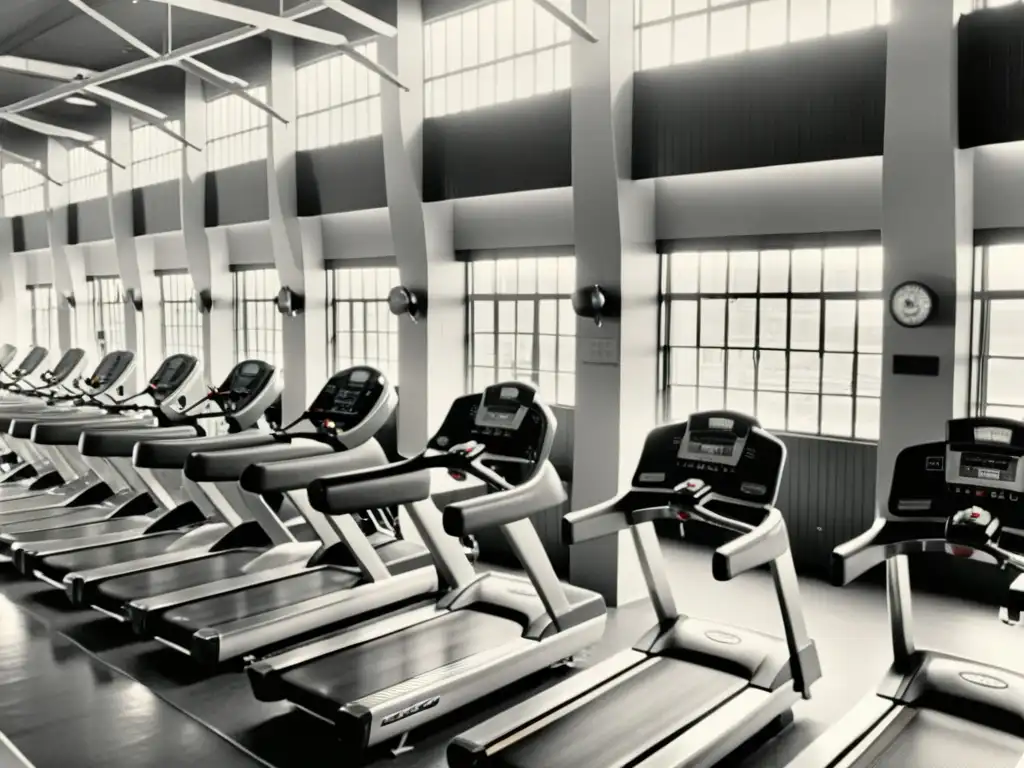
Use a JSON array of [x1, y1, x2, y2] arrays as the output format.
[[890, 282, 934, 328]]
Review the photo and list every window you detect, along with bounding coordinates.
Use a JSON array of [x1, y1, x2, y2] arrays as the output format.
[[207, 86, 270, 172], [467, 254, 576, 405], [2, 162, 45, 216], [68, 140, 108, 203], [424, 0, 571, 118], [659, 246, 884, 440], [85, 277, 126, 357], [327, 265, 400, 381], [634, 0, 891, 71], [296, 43, 382, 151], [232, 268, 283, 371], [132, 119, 183, 187], [976, 0, 1022, 8], [159, 272, 204, 361], [28, 285, 57, 351], [969, 245, 1024, 420]]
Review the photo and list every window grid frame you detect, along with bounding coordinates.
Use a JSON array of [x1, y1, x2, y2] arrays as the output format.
[[325, 265, 401, 382], [633, 0, 891, 72], [2, 162, 45, 217], [206, 85, 271, 172], [423, 0, 573, 119], [27, 284, 57, 351], [295, 42, 382, 151], [466, 255, 577, 407], [658, 247, 884, 441], [67, 140, 109, 204], [232, 267, 284, 372], [131, 119, 184, 188], [158, 271, 204, 362], [85, 276, 126, 358]]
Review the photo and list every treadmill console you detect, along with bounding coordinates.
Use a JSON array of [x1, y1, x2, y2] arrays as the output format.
[[428, 381, 553, 477], [214, 359, 282, 431], [146, 354, 205, 421], [307, 366, 396, 448], [889, 417, 1024, 530], [47, 348, 87, 384], [0, 344, 16, 369], [13, 346, 47, 378], [631, 410, 785, 506], [81, 350, 135, 395]]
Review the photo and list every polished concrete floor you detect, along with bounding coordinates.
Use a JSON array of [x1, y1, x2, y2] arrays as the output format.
[[0, 540, 1021, 768]]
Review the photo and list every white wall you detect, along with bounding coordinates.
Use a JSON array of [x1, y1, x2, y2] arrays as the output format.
[[321, 208, 394, 260], [22, 249, 52, 285], [974, 142, 1024, 231], [81, 240, 119, 277], [225, 221, 274, 266], [451, 187, 575, 250], [138, 232, 189, 271]]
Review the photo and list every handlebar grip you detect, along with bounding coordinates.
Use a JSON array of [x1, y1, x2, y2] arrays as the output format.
[[307, 455, 435, 514], [711, 506, 788, 581], [444, 462, 566, 537]]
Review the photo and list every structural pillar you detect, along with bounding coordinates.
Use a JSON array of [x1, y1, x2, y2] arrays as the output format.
[[876, 0, 974, 504], [181, 74, 232, 383], [0, 167, 31, 350], [107, 112, 153, 389], [569, 0, 658, 605], [268, 34, 327, 419], [45, 139, 86, 358], [381, 1, 464, 456]]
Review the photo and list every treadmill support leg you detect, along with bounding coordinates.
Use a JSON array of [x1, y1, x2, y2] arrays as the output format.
[[390, 731, 413, 757]]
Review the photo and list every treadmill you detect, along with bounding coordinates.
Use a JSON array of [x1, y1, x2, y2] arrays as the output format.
[[10, 359, 283, 581], [58, 366, 403, 625], [0, 346, 90, 488], [786, 416, 1024, 768], [0, 353, 203, 527], [247, 381, 606, 759], [0, 350, 137, 509], [448, 410, 820, 768], [129, 366, 439, 669]]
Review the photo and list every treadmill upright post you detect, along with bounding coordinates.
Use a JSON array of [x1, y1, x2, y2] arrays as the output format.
[[886, 555, 916, 665], [769, 544, 816, 699]]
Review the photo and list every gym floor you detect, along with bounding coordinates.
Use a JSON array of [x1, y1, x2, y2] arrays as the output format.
[[0, 540, 1017, 768]]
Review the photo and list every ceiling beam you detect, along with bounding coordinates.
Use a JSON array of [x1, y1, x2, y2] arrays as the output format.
[[532, 0, 598, 43], [0, 54, 94, 82], [0, 0, 121, 55], [0, 147, 61, 186], [146, 0, 350, 48], [61, 0, 283, 124]]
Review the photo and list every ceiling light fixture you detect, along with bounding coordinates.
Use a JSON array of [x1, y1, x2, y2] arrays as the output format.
[[65, 96, 97, 107]]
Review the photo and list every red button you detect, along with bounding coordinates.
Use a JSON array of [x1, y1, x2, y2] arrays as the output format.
[[971, 511, 980, 519]]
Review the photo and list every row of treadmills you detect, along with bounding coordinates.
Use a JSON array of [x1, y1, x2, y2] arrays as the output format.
[[0, 341, 1023, 767]]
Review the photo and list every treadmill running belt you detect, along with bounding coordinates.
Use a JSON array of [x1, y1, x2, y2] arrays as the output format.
[[0, 503, 103, 527], [97, 550, 262, 605], [277, 609, 523, 721], [40, 533, 184, 579], [160, 568, 363, 631], [2, 517, 146, 543], [848, 709, 1024, 767], [493, 658, 747, 768]]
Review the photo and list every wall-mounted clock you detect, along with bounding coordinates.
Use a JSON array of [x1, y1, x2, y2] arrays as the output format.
[[889, 281, 937, 328]]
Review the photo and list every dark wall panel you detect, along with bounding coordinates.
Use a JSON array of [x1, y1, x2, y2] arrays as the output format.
[[297, 136, 388, 216], [960, 4, 1024, 148], [73, 199, 112, 244], [423, 91, 572, 202], [133, 181, 182, 236], [11, 217, 25, 253], [205, 162, 269, 227], [20, 213, 48, 252], [634, 28, 887, 178]]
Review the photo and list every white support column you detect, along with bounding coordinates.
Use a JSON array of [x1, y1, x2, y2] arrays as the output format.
[[181, 73, 230, 381], [381, 1, 464, 456], [107, 112, 150, 388], [45, 139, 86, 356], [875, 0, 974, 504], [568, 0, 658, 605], [0, 170, 31, 350], [268, 34, 327, 419]]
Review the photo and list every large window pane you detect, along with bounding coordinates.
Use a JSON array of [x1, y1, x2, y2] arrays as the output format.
[[85, 277, 126, 358], [635, 0, 890, 71], [68, 140, 108, 203], [132, 119, 183, 187], [327, 265, 400, 383], [467, 253, 576, 405], [27, 285, 57, 351], [232, 268, 283, 371], [425, 0, 572, 118], [296, 42, 381, 151], [159, 272, 203, 362], [660, 245, 884, 439], [1, 162, 45, 216], [207, 86, 269, 171]]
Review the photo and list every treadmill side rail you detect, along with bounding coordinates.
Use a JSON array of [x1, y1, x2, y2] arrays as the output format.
[[784, 694, 898, 768], [448, 649, 648, 762]]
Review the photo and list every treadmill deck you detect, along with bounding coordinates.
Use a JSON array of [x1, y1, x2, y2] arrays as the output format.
[[273, 609, 523, 721], [39, 533, 183, 580], [492, 657, 747, 768], [848, 708, 1024, 768], [5, 516, 146, 543], [96, 550, 263, 606]]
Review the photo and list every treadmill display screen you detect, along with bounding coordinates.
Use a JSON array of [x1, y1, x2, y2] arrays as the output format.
[[218, 360, 274, 413], [960, 452, 1018, 483], [90, 351, 132, 389], [17, 347, 47, 375], [149, 354, 197, 401], [308, 366, 386, 434]]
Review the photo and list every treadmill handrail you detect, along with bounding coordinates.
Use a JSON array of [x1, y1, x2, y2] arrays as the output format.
[[831, 517, 950, 585], [442, 461, 565, 535], [563, 489, 673, 544], [238, 438, 387, 493]]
